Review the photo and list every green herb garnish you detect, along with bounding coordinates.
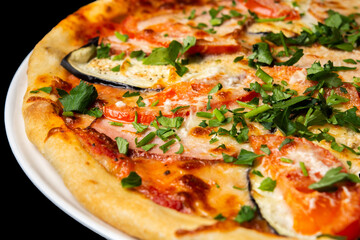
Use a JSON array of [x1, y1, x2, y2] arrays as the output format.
[[309, 167, 360, 192], [115, 137, 129, 155], [121, 171, 142, 188], [258, 177, 277, 192]]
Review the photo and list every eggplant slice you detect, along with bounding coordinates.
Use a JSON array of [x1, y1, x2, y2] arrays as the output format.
[[61, 37, 158, 90], [247, 170, 299, 238]]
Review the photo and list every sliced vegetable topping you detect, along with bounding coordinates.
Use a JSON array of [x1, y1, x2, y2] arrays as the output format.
[[249, 134, 360, 238]]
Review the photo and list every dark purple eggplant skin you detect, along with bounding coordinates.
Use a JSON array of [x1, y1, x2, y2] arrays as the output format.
[[60, 37, 151, 91], [246, 169, 280, 236]]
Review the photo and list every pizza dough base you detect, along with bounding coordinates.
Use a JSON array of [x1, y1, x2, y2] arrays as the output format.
[[22, 0, 299, 239]]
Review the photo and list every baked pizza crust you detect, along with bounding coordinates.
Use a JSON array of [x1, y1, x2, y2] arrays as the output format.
[[22, 0, 280, 239], [22, 0, 357, 239]]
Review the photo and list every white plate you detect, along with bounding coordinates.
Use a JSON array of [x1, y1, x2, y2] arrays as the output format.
[[5, 52, 134, 240]]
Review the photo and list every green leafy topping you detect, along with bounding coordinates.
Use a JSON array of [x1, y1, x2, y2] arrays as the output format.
[[299, 161, 309, 176], [112, 52, 125, 61], [59, 81, 98, 113], [254, 15, 285, 23], [234, 205, 256, 224], [115, 32, 129, 42], [188, 9, 196, 20], [175, 143, 184, 154], [86, 107, 103, 118], [121, 171, 142, 188], [156, 128, 176, 141], [122, 91, 140, 97], [111, 65, 120, 72], [30, 86, 52, 94], [96, 43, 111, 59], [171, 105, 190, 113], [233, 56, 244, 63], [255, 67, 273, 84], [132, 112, 148, 133], [252, 169, 264, 177], [115, 137, 129, 155], [130, 50, 146, 61], [258, 177, 277, 191], [136, 132, 156, 147], [213, 108, 226, 122], [235, 149, 264, 166], [326, 90, 349, 106], [222, 149, 263, 166], [209, 83, 223, 94], [264, 10, 360, 52], [136, 96, 146, 107], [143, 36, 196, 76], [196, 112, 214, 118], [343, 58, 357, 64], [278, 138, 294, 150], [214, 213, 227, 221], [280, 158, 293, 163], [109, 122, 124, 127], [248, 42, 274, 68], [260, 144, 271, 155], [244, 104, 272, 119], [157, 115, 184, 129], [308, 167, 360, 192], [159, 139, 176, 153], [275, 49, 304, 66], [141, 143, 157, 151]]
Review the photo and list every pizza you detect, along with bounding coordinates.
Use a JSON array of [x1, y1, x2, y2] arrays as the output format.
[[22, 0, 360, 239]]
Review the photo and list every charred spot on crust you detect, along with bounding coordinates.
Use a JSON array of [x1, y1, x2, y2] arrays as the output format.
[[45, 127, 68, 142], [52, 76, 72, 92]]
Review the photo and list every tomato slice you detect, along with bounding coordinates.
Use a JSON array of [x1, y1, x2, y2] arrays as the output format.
[[244, 0, 300, 20], [250, 135, 360, 239], [102, 82, 212, 124], [115, 10, 243, 55], [103, 105, 157, 124], [102, 81, 262, 124]]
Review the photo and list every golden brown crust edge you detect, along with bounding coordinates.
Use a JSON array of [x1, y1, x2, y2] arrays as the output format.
[[22, 0, 294, 239]]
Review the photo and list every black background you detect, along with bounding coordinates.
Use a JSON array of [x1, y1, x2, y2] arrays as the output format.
[[3, 1, 105, 239]]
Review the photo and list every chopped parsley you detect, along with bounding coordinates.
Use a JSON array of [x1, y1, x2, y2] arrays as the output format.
[[309, 167, 360, 192], [222, 149, 263, 166], [121, 171, 142, 188], [234, 205, 256, 224], [143, 36, 196, 76], [58, 81, 98, 114], [132, 112, 148, 133], [30, 86, 52, 94], [115, 32, 129, 42], [136, 132, 156, 148], [115, 137, 129, 155], [159, 139, 176, 153], [264, 10, 360, 52], [258, 177, 277, 192]]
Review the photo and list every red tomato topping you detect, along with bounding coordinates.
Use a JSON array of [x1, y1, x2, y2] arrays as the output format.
[[244, 0, 300, 20], [250, 135, 360, 239]]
